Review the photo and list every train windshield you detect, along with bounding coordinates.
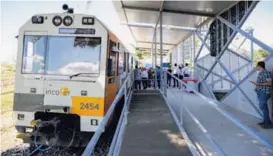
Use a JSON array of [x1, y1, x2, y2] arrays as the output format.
[[22, 35, 101, 76]]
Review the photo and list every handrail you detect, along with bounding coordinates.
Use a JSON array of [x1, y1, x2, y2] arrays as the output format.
[[166, 70, 273, 151], [107, 82, 133, 156], [82, 71, 133, 156], [158, 85, 201, 156], [197, 92, 273, 151], [112, 92, 133, 156], [164, 71, 227, 156]]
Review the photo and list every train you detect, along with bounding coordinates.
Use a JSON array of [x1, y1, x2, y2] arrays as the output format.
[[13, 4, 135, 147]]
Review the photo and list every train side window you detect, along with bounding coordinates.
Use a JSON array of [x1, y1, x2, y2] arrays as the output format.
[[107, 58, 113, 76], [123, 53, 126, 72], [107, 55, 116, 77], [130, 56, 133, 70], [126, 53, 129, 72]]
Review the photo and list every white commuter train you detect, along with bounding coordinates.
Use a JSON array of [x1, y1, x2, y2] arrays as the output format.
[[14, 5, 135, 147]]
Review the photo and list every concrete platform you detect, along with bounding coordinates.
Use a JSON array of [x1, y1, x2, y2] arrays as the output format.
[[220, 104, 273, 147], [166, 89, 273, 156], [119, 90, 192, 156]]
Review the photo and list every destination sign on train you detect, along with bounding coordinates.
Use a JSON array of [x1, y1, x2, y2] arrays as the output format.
[[59, 28, 95, 34]]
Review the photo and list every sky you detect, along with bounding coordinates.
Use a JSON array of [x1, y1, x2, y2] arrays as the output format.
[[1, 0, 273, 63], [1, 0, 88, 63]]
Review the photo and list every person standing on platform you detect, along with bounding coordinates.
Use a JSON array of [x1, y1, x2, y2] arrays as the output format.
[[183, 63, 190, 78], [271, 69, 273, 122], [167, 65, 172, 87], [148, 68, 154, 88], [172, 63, 179, 88], [141, 68, 148, 89], [156, 66, 162, 89], [134, 66, 142, 90], [250, 61, 272, 129], [178, 65, 184, 89]]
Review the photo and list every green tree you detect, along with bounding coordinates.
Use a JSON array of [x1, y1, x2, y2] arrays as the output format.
[[7, 65, 15, 72], [136, 49, 143, 60], [253, 48, 269, 65]]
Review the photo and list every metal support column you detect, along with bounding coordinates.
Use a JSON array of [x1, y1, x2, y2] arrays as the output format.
[[182, 43, 185, 65], [155, 30, 157, 67], [151, 38, 154, 68], [250, 28, 254, 68], [216, 15, 273, 55], [201, 1, 258, 83], [193, 34, 196, 76], [155, 29, 158, 89], [160, 12, 163, 68], [159, 12, 166, 96]]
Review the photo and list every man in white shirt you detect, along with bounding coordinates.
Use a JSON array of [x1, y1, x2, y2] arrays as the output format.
[[172, 63, 179, 87], [183, 63, 190, 77], [141, 68, 148, 89]]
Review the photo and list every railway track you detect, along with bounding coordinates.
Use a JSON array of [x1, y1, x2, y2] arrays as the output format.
[[1, 130, 114, 156], [1, 103, 121, 156], [1, 127, 115, 156]]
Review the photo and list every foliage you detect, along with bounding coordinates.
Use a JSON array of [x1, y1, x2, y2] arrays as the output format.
[[253, 48, 269, 65], [1, 63, 15, 72], [135, 49, 143, 60], [1, 93, 14, 113], [7, 65, 15, 72]]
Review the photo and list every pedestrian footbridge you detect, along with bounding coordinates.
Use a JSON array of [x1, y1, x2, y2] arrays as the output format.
[[82, 1, 273, 156], [119, 89, 191, 156], [82, 72, 273, 156]]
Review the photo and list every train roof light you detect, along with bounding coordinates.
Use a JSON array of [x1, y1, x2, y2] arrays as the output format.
[[52, 16, 62, 26], [63, 16, 73, 26], [82, 17, 94, 25], [32, 16, 44, 24], [62, 4, 74, 14]]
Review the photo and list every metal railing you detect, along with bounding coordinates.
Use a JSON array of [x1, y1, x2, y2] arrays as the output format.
[[107, 74, 134, 156], [163, 71, 227, 156], [82, 71, 134, 156], [164, 70, 273, 153], [83, 69, 273, 156]]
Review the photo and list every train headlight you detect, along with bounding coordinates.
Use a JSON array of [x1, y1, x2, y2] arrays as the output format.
[[63, 16, 73, 26], [52, 16, 62, 26], [18, 114, 25, 120], [32, 16, 44, 24], [82, 17, 94, 25]]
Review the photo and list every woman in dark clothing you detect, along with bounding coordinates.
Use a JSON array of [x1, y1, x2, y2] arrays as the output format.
[[148, 68, 153, 88]]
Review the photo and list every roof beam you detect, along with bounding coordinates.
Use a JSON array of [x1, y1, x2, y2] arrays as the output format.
[[138, 41, 176, 46], [163, 8, 214, 17], [120, 1, 137, 43], [121, 23, 197, 32], [122, 6, 215, 17], [138, 47, 169, 52]]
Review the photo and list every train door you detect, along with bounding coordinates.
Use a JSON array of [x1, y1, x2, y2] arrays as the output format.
[[104, 41, 119, 114]]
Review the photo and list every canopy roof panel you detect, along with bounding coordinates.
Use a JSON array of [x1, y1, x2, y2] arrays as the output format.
[[113, 0, 238, 52], [163, 1, 237, 15], [124, 9, 158, 24]]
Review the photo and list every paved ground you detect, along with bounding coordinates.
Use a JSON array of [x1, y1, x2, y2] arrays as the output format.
[[167, 89, 273, 156], [119, 90, 191, 156]]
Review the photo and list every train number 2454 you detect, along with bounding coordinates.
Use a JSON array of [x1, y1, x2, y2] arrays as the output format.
[[80, 103, 99, 110]]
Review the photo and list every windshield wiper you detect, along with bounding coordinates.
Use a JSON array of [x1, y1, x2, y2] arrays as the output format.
[[69, 73, 93, 79]]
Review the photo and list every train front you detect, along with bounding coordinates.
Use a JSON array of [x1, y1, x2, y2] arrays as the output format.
[[13, 13, 108, 147]]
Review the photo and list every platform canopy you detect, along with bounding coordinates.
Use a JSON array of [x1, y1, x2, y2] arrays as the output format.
[[113, 0, 238, 54]]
